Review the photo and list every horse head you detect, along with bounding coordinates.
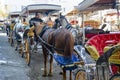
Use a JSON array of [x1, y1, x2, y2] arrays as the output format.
[[56, 14, 72, 29]]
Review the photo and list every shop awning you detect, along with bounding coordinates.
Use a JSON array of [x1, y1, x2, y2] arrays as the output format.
[[75, 0, 116, 12], [66, 9, 79, 16]]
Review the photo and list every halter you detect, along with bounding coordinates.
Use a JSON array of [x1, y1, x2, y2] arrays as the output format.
[[58, 15, 73, 30]]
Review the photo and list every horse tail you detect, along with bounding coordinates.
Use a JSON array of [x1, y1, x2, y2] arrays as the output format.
[[64, 33, 74, 57]]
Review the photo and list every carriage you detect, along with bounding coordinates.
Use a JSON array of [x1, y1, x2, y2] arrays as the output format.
[[20, 4, 62, 65], [10, 1, 120, 80], [42, 0, 120, 79], [7, 11, 21, 46], [34, 25, 120, 80], [53, 13, 120, 80]]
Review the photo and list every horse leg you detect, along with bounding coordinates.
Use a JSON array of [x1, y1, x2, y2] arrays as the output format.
[[48, 54, 53, 76], [63, 69, 67, 80], [42, 47, 48, 77], [70, 70, 72, 80]]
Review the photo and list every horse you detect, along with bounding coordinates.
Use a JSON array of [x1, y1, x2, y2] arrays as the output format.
[[54, 14, 82, 45], [56, 14, 109, 43], [99, 22, 112, 32], [33, 21, 75, 80], [13, 21, 24, 53]]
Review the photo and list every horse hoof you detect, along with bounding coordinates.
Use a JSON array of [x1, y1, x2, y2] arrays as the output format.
[[48, 74, 53, 77], [59, 71, 63, 75], [42, 74, 47, 77]]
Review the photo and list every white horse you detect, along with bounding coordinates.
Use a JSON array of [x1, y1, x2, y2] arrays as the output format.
[[13, 21, 25, 51], [99, 22, 112, 32]]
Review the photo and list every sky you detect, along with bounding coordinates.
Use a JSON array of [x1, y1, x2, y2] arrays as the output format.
[[1, 0, 83, 14]]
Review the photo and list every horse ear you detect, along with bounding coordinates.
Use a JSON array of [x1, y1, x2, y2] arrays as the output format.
[[60, 13, 62, 16], [58, 13, 62, 18]]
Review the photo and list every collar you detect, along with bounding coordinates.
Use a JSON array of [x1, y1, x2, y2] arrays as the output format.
[[66, 23, 72, 29]]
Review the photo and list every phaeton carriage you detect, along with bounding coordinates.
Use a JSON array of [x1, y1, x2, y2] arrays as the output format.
[[7, 11, 21, 46], [9, 0, 120, 80], [53, 13, 120, 80], [20, 4, 62, 65]]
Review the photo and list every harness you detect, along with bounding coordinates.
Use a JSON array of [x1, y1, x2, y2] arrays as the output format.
[[39, 26, 50, 37], [38, 26, 64, 53]]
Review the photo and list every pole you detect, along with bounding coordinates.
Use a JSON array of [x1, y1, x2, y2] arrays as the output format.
[[117, 6, 120, 30], [116, 0, 120, 30], [82, 13, 85, 46]]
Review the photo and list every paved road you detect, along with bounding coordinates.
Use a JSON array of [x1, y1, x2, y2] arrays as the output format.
[[0, 31, 30, 80], [0, 30, 72, 80]]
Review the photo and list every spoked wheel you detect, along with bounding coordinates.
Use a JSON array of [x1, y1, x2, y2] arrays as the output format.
[[19, 43, 23, 56], [10, 32, 13, 46], [8, 36, 10, 43], [109, 73, 120, 80], [25, 39, 31, 66], [75, 69, 86, 80]]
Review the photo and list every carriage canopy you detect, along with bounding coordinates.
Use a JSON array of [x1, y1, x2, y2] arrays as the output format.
[[21, 4, 62, 17]]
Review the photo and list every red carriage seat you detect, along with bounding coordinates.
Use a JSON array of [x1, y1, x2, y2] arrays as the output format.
[[85, 33, 120, 74]]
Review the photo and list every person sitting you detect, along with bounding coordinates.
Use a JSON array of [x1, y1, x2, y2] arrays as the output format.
[[22, 18, 29, 29], [29, 12, 43, 28], [28, 12, 44, 52], [46, 17, 54, 27], [29, 12, 44, 41]]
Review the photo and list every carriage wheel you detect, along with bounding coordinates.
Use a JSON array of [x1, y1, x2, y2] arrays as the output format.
[[8, 33, 10, 43], [8, 37, 10, 43], [10, 32, 13, 46], [75, 69, 86, 80], [19, 43, 23, 56], [109, 73, 120, 80], [25, 39, 31, 66]]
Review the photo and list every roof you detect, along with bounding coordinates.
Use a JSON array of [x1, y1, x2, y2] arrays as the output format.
[[75, 0, 116, 12], [66, 9, 79, 16], [9, 11, 21, 16], [8, 11, 21, 18], [21, 4, 62, 16]]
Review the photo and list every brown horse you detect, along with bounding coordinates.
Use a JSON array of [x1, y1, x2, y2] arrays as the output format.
[[34, 22, 75, 80]]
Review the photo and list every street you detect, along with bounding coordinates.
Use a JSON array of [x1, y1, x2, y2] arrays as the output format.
[[0, 30, 30, 80], [0, 30, 67, 80]]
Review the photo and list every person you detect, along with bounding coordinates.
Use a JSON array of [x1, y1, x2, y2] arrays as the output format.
[[46, 17, 54, 27], [5, 21, 10, 36], [29, 12, 43, 27], [22, 18, 29, 29], [28, 12, 44, 52], [52, 18, 60, 29], [10, 20, 16, 31], [28, 12, 44, 37]]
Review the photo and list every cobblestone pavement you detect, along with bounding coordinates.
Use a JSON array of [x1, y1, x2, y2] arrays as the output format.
[[0, 30, 74, 80]]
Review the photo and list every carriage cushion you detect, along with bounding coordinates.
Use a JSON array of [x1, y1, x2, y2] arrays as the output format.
[[86, 33, 97, 39], [86, 34, 120, 56], [85, 45, 99, 60], [53, 53, 80, 70]]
